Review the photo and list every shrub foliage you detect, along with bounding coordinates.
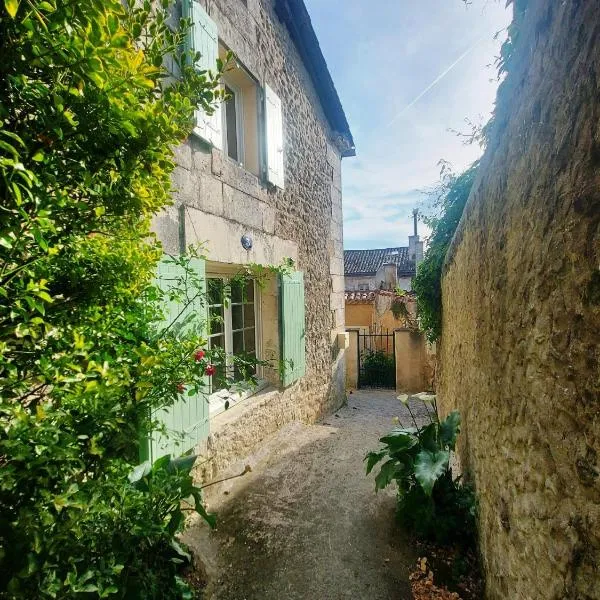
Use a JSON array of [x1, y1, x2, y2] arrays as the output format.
[[0, 1, 235, 597]]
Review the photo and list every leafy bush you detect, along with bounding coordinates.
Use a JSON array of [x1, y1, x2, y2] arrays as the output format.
[[361, 350, 395, 388], [365, 397, 477, 545], [0, 1, 243, 597], [413, 163, 479, 342]]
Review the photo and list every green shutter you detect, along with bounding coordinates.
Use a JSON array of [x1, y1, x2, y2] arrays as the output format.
[[183, 0, 222, 148], [279, 271, 306, 387], [140, 256, 210, 462]]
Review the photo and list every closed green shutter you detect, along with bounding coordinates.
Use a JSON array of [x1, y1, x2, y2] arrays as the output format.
[[183, 0, 222, 148], [279, 271, 306, 386], [141, 256, 210, 462]]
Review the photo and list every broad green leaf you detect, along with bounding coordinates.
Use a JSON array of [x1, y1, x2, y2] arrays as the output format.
[[439, 410, 461, 450], [168, 454, 197, 474], [414, 450, 449, 496], [419, 422, 439, 453], [374, 459, 398, 491], [4, 0, 19, 18], [364, 450, 386, 475], [379, 429, 418, 453], [128, 461, 151, 483], [151, 454, 171, 473], [192, 491, 216, 528]]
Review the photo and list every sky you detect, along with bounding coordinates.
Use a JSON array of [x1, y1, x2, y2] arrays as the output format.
[[304, 0, 513, 249]]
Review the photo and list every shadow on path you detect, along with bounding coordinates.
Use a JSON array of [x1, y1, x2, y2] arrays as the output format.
[[183, 390, 427, 600]]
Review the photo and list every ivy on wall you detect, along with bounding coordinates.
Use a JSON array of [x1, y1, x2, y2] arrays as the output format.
[[413, 162, 479, 343]]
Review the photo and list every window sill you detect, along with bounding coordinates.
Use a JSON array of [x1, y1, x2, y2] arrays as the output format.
[[208, 378, 270, 418]]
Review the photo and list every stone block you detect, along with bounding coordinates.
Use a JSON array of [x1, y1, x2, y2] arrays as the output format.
[[223, 184, 263, 230], [173, 142, 192, 171]]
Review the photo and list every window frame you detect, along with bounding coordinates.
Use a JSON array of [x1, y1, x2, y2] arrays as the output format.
[[221, 80, 245, 165], [206, 274, 264, 416]]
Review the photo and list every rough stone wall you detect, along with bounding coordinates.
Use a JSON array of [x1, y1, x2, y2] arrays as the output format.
[[438, 2, 600, 598], [153, 0, 348, 478]]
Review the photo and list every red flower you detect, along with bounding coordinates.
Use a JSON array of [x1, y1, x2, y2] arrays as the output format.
[[176, 382, 185, 394], [193, 349, 205, 362], [205, 364, 216, 377]]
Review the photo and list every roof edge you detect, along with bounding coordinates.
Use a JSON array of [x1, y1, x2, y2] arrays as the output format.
[[275, 0, 355, 157]]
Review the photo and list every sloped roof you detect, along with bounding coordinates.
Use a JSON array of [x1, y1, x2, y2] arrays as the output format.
[[274, 0, 355, 157], [344, 247, 415, 276]]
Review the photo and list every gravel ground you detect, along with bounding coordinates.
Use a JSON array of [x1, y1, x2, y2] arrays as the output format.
[[182, 390, 432, 600]]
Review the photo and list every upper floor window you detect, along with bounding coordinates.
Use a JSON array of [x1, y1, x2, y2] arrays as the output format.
[[185, 0, 285, 189], [220, 48, 261, 176]]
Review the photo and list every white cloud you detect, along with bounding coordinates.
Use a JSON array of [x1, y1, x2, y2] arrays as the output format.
[[306, 0, 512, 249]]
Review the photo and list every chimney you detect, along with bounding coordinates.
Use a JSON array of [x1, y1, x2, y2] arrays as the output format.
[[408, 209, 424, 264]]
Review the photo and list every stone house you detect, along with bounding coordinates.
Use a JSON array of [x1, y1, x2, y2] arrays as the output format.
[[147, 0, 354, 478], [344, 214, 424, 292]]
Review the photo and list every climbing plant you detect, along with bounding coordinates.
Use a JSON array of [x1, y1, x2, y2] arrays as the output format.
[[0, 1, 246, 597], [412, 162, 479, 342], [366, 395, 477, 545]]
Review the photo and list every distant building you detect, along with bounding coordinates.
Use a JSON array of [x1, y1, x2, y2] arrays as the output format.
[[344, 210, 424, 292]]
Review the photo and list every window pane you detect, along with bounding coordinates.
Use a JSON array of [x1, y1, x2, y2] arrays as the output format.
[[244, 327, 256, 353], [232, 304, 243, 330], [209, 305, 224, 334], [209, 334, 225, 350], [231, 279, 243, 303], [225, 86, 238, 161], [233, 330, 244, 355], [245, 280, 254, 303], [243, 302, 255, 327], [208, 278, 224, 306]]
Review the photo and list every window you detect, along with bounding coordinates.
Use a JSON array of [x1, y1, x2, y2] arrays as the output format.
[[207, 277, 257, 392], [358, 284, 370, 291], [187, 2, 285, 187], [219, 47, 260, 176], [223, 84, 240, 162]]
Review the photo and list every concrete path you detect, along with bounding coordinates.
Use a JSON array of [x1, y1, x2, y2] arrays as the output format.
[[183, 390, 429, 600]]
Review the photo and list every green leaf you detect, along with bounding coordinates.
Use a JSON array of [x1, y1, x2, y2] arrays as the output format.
[[364, 450, 387, 475], [192, 490, 216, 528], [374, 459, 398, 491], [4, 0, 19, 18], [379, 429, 418, 453], [439, 410, 461, 450], [419, 422, 439, 453], [168, 454, 197, 474], [414, 450, 449, 496], [128, 461, 151, 483], [170, 540, 191, 562], [151, 454, 171, 473]]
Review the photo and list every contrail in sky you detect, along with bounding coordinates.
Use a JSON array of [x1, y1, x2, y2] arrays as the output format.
[[388, 35, 486, 126]]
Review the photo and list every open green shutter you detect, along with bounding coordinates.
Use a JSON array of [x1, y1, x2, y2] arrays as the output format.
[[141, 256, 210, 462], [183, 0, 222, 148], [279, 271, 306, 387]]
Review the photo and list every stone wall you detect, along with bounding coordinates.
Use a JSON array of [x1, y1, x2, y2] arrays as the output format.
[[438, 2, 600, 598], [153, 0, 349, 480]]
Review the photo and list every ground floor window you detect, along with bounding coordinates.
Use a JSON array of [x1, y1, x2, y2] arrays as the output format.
[[207, 276, 259, 408]]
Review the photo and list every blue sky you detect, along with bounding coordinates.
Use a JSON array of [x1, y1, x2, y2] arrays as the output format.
[[304, 0, 512, 249]]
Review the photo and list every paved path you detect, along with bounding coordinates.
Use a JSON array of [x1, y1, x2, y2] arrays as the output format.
[[183, 390, 429, 600]]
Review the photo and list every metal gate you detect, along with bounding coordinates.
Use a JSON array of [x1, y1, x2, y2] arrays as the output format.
[[358, 329, 396, 389]]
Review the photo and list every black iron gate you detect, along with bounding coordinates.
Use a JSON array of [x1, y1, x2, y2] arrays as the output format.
[[357, 329, 396, 389]]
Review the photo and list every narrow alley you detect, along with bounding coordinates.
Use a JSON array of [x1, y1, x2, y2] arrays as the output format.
[[183, 392, 430, 600]]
